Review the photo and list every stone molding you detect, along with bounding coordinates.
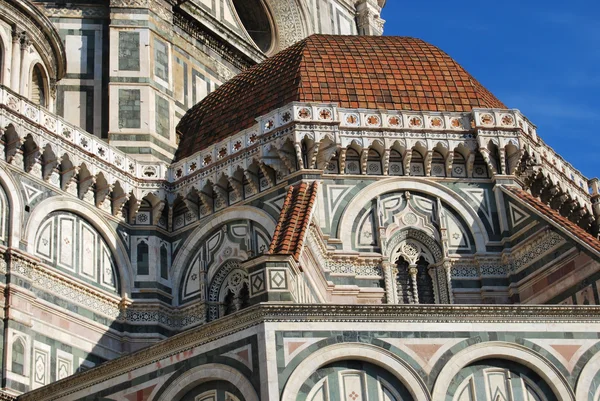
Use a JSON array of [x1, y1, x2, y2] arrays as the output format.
[[3, 251, 209, 330]]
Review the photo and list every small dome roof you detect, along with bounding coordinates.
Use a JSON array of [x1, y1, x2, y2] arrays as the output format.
[[176, 34, 505, 161]]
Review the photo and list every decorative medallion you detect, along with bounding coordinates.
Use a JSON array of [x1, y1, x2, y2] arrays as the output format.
[[249, 133, 258, 144], [501, 114, 514, 126], [189, 162, 197, 172], [281, 111, 291, 123], [403, 212, 418, 225], [318, 108, 332, 121], [175, 168, 183, 178], [480, 113, 494, 125], [366, 115, 381, 126], [218, 147, 228, 159], [450, 118, 463, 129], [298, 107, 311, 119], [409, 116, 423, 128], [203, 155, 212, 166], [264, 119, 274, 130], [388, 115, 402, 127], [430, 117, 444, 128], [233, 140, 242, 151], [345, 114, 359, 126]]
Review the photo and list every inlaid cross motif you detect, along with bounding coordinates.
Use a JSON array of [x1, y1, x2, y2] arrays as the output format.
[[348, 391, 360, 400]]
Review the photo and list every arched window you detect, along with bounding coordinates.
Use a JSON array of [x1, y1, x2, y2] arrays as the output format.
[[451, 152, 467, 178], [388, 149, 403, 175], [396, 258, 412, 304], [410, 149, 425, 176], [431, 151, 446, 177], [366, 149, 382, 175], [396, 250, 435, 304], [345, 148, 361, 174], [31, 64, 47, 107], [137, 241, 149, 275], [11, 339, 25, 375], [160, 244, 169, 279], [416, 256, 435, 304]]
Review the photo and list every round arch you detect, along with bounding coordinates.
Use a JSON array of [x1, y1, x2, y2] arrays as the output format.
[[157, 363, 258, 401], [337, 177, 489, 252], [24, 196, 133, 297], [262, 0, 310, 50], [575, 346, 600, 401], [281, 342, 431, 401], [432, 342, 574, 401], [23, 60, 50, 108], [0, 166, 23, 248], [171, 205, 276, 299]]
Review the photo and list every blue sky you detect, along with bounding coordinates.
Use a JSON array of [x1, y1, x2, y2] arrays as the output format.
[[381, 0, 598, 180]]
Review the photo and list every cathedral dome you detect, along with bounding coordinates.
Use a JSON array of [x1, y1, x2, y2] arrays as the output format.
[[175, 34, 505, 161]]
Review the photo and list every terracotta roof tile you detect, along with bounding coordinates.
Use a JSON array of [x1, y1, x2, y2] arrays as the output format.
[[269, 181, 319, 262], [502, 186, 600, 255], [176, 34, 505, 160]]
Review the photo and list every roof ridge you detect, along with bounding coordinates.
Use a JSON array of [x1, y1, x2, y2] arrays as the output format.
[[268, 181, 319, 261], [501, 186, 600, 255]]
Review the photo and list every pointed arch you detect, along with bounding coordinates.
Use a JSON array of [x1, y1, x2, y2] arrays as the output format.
[[171, 206, 277, 305]]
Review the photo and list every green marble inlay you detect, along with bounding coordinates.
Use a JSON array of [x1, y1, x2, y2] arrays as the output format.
[[118, 89, 141, 129], [118, 31, 140, 71]]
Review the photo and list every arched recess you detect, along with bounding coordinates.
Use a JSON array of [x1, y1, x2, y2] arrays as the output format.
[[302, 360, 414, 401], [431, 342, 574, 401], [171, 205, 276, 305], [24, 196, 133, 297], [0, 167, 23, 247], [337, 177, 488, 252], [34, 211, 121, 294], [575, 348, 600, 401], [30, 63, 48, 107], [0, 34, 4, 84], [449, 358, 557, 401], [281, 343, 431, 401], [157, 363, 259, 401]]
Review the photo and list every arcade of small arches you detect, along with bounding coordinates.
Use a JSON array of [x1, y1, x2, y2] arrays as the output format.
[[299, 136, 518, 179]]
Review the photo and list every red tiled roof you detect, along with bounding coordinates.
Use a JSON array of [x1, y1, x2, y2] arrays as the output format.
[[269, 181, 319, 261], [175, 34, 505, 161], [502, 186, 600, 254]]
